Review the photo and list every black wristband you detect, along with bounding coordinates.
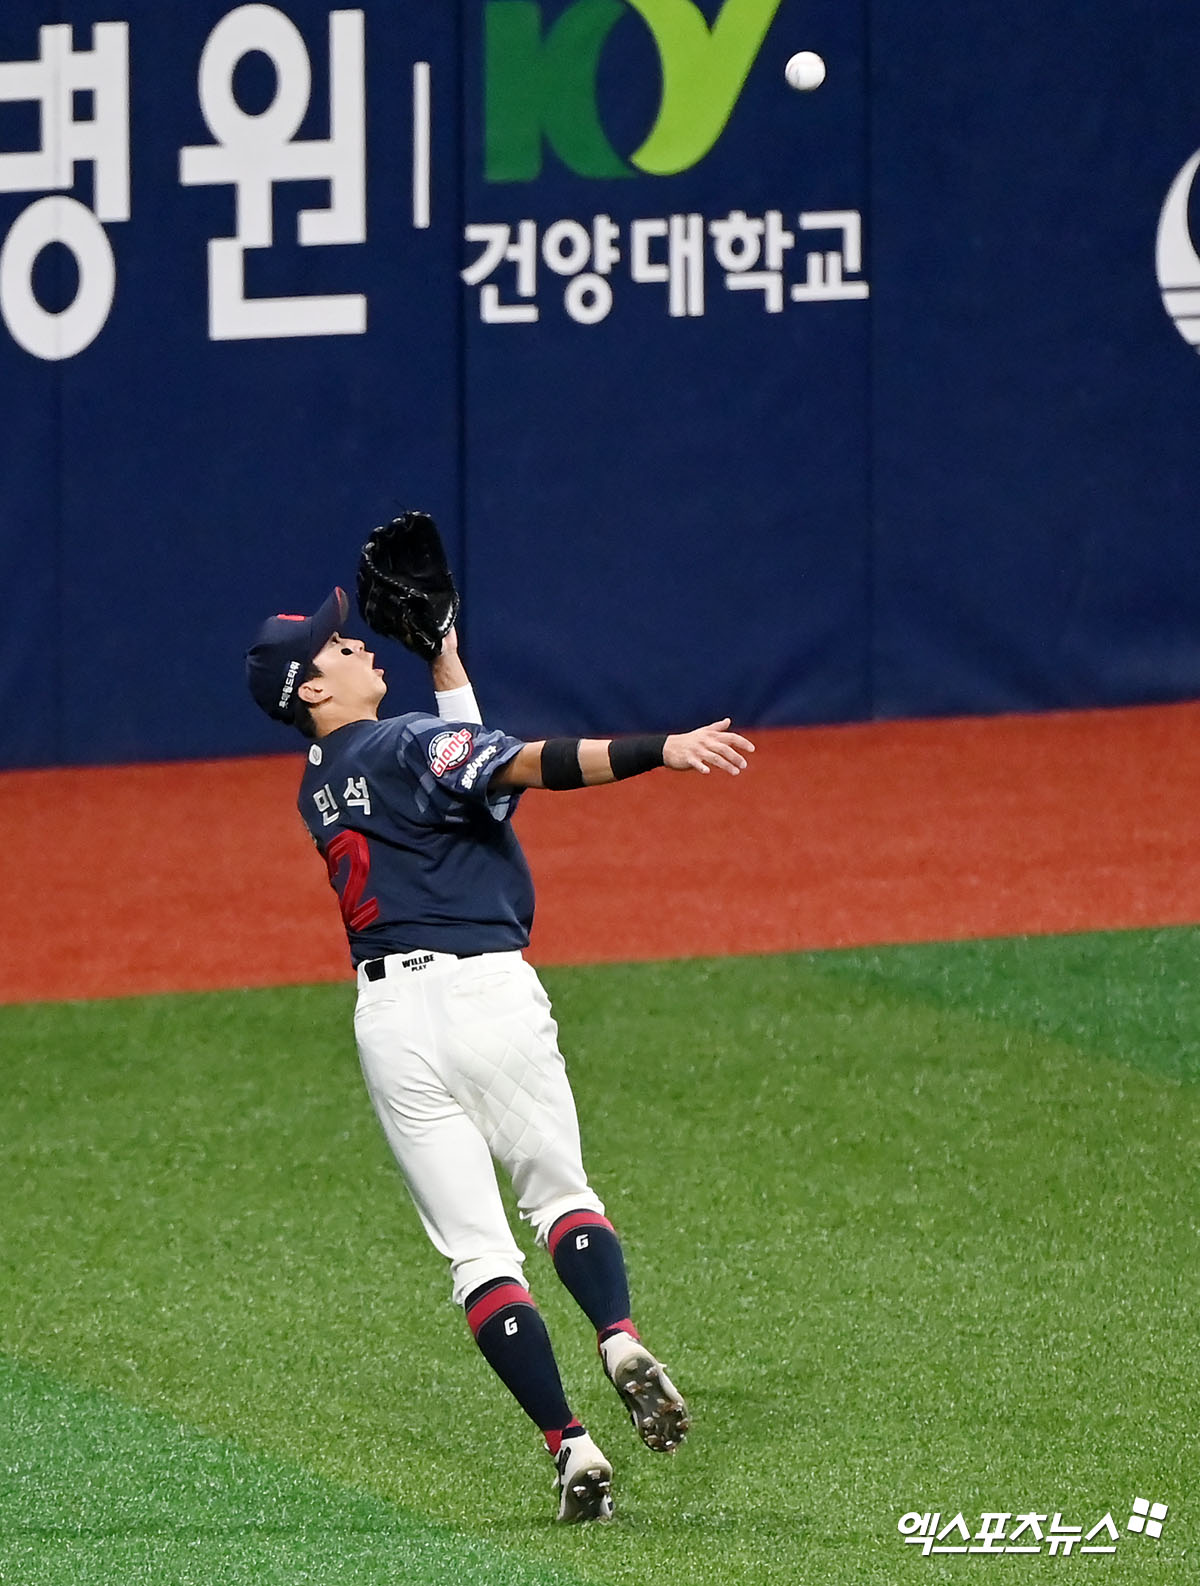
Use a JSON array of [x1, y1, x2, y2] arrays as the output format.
[[540, 738, 585, 790], [608, 734, 668, 781]]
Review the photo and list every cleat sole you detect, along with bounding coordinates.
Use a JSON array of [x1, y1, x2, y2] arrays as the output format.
[[558, 1467, 613, 1523], [610, 1355, 690, 1455]]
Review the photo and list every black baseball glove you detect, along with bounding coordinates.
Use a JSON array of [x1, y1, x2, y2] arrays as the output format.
[[356, 510, 460, 661]]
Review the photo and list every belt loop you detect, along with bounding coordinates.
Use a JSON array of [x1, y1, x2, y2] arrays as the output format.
[[364, 959, 386, 982]]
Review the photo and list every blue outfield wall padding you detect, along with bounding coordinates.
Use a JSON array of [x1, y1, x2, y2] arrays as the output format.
[[2, 0, 1200, 768], [868, 0, 1200, 720], [0, 357, 57, 766]]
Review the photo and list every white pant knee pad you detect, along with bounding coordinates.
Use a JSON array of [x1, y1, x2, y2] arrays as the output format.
[[451, 1250, 527, 1309], [527, 1189, 607, 1251]]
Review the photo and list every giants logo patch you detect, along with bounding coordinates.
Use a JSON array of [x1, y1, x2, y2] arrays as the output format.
[[429, 728, 474, 777]]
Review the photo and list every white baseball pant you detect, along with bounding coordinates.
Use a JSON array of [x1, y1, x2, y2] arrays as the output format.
[[353, 949, 606, 1305]]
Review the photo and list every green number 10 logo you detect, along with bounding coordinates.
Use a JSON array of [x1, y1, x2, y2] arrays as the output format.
[[485, 0, 785, 181]]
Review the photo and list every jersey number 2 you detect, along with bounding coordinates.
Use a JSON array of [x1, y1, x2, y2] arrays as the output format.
[[325, 830, 380, 931]]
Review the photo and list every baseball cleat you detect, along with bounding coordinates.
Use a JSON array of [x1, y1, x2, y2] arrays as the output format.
[[553, 1430, 614, 1522], [600, 1332, 690, 1453]]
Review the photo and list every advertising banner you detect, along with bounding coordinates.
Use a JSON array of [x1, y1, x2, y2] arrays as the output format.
[[458, 0, 871, 736], [3, 1, 1200, 767], [0, 2, 464, 763]]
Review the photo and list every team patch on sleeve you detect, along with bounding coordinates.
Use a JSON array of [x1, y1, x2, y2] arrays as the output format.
[[429, 728, 474, 777]]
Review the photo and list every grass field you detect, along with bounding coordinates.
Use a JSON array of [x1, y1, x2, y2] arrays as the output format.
[[1, 930, 1196, 1583]]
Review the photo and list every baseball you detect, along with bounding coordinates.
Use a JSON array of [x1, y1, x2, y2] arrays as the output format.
[[785, 50, 826, 91]]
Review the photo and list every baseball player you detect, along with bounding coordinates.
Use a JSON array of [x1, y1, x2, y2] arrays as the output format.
[[245, 585, 754, 1523]]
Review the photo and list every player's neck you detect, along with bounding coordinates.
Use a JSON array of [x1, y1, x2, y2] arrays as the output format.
[[314, 704, 380, 737]]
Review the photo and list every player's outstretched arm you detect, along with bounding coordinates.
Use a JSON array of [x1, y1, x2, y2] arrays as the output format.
[[431, 626, 483, 725], [661, 719, 755, 775], [493, 719, 754, 790]]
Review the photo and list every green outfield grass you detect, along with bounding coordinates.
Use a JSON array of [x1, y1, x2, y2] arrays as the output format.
[[1, 930, 1196, 1583]]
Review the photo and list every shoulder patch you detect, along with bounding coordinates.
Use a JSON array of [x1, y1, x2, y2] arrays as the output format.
[[429, 727, 474, 777]]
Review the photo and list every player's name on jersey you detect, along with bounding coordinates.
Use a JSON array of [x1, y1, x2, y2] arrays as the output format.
[[312, 776, 372, 827]]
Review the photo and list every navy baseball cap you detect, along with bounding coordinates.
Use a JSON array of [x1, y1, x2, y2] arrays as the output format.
[[245, 587, 350, 722]]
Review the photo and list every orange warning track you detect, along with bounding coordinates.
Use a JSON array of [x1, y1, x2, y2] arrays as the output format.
[[3, 704, 1200, 1005]]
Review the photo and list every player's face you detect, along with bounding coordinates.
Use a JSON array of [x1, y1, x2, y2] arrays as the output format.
[[314, 633, 387, 707]]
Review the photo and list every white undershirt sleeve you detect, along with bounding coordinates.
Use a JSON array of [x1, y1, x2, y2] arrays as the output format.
[[434, 683, 482, 725]]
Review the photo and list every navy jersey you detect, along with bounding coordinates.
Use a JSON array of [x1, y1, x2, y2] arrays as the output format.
[[297, 714, 534, 964]]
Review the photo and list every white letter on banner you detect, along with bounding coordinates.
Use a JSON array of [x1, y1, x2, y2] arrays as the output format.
[[0, 196, 116, 360], [0, 22, 129, 359], [179, 5, 367, 340]]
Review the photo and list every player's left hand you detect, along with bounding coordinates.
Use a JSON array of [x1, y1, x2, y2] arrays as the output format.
[[664, 719, 755, 775]]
